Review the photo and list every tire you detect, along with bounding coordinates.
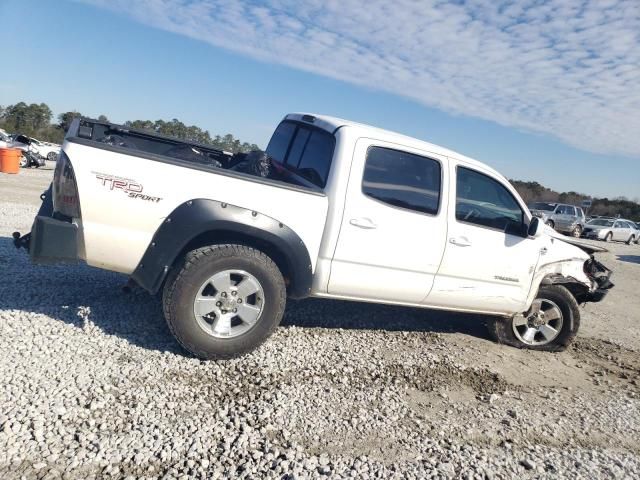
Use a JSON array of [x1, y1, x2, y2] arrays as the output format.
[[545, 220, 555, 229], [571, 225, 582, 238], [162, 244, 286, 360], [627, 236, 635, 245], [19, 155, 28, 168], [488, 285, 580, 352], [605, 232, 612, 242], [47, 152, 58, 162]]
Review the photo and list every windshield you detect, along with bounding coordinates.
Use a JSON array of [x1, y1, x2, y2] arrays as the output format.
[[588, 219, 614, 227], [529, 202, 556, 211]]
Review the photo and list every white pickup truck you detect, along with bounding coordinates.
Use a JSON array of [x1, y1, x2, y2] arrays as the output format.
[[14, 114, 613, 359]]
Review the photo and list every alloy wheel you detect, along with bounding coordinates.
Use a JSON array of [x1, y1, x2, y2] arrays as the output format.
[[193, 269, 265, 339], [512, 298, 564, 346]]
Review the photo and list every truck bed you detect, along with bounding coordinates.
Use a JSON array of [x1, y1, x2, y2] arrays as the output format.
[[62, 118, 330, 275], [69, 118, 322, 193]]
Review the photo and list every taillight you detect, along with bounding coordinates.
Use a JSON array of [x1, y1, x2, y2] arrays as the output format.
[[53, 152, 81, 219]]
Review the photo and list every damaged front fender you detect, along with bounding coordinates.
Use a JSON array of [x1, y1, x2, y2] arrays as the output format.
[[526, 236, 613, 308]]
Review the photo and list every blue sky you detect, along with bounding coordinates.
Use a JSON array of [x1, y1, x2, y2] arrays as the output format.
[[1, 0, 638, 199]]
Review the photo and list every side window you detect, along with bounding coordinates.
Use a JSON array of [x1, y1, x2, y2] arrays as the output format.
[[567, 206, 576, 216], [577, 208, 584, 217], [456, 167, 524, 231], [362, 146, 441, 215], [614, 221, 622, 228]]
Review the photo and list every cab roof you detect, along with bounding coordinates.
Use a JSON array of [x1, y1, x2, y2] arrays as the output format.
[[284, 112, 502, 178]]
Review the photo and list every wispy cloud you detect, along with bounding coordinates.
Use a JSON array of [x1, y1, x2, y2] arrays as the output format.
[[79, 0, 640, 157]]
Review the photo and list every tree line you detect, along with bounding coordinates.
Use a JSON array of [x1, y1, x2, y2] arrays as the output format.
[[511, 180, 640, 221], [1, 101, 637, 219], [0, 101, 259, 153]]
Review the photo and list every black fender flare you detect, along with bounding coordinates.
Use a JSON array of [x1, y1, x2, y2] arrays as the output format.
[[130, 199, 313, 298]]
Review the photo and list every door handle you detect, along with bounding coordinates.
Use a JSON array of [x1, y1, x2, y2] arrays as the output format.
[[350, 217, 377, 229], [449, 236, 472, 247]]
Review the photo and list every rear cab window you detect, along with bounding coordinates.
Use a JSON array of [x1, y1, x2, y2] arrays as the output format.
[[265, 121, 335, 189]]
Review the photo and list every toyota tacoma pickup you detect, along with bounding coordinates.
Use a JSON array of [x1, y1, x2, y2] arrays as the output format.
[[14, 114, 613, 359]]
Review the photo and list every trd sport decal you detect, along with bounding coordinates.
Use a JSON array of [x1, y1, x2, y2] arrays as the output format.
[[93, 172, 162, 203]]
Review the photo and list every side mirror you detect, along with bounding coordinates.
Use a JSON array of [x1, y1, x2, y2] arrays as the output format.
[[528, 217, 543, 238]]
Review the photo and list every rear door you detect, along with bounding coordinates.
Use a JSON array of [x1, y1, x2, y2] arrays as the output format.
[[428, 162, 542, 314], [328, 139, 448, 303]]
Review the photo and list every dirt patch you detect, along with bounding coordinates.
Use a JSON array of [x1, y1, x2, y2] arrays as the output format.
[[571, 337, 640, 392]]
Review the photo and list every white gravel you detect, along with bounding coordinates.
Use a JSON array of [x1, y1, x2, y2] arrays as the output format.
[[1, 169, 639, 479]]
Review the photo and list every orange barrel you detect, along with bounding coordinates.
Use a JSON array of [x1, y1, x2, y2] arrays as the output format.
[[0, 148, 22, 174]]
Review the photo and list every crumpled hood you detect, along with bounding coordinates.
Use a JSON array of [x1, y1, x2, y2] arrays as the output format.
[[544, 225, 607, 255]]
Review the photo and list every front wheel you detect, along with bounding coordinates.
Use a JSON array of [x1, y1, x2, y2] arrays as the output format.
[[605, 232, 613, 242], [571, 225, 582, 237], [545, 220, 555, 229], [162, 244, 286, 359], [627, 236, 636, 245], [488, 285, 580, 352], [19, 155, 29, 168]]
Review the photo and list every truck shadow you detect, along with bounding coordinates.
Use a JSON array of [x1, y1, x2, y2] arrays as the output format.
[[283, 298, 491, 339], [616, 255, 640, 265], [0, 236, 491, 357]]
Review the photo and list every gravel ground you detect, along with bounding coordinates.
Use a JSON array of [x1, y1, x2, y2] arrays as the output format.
[[1, 168, 639, 479]]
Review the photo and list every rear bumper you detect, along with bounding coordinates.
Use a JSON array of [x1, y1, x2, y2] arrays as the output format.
[[15, 215, 79, 264]]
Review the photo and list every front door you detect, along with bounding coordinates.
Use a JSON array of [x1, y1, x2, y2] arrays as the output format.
[[328, 139, 448, 303], [428, 163, 542, 314]]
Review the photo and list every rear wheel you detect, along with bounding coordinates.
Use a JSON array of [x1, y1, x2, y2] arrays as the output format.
[[162, 244, 286, 359], [488, 285, 580, 352], [47, 152, 58, 162], [19, 155, 28, 168], [545, 220, 555, 229]]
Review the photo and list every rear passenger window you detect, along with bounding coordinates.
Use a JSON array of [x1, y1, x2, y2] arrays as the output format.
[[456, 167, 524, 231], [362, 147, 441, 215]]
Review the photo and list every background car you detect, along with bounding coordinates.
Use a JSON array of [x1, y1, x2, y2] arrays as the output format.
[[30, 137, 61, 161], [5, 134, 47, 168], [528, 202, 586, 237], [582, 218, 638, 244], [0, 128, 10, 148], [10, 134, 60, 161]]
